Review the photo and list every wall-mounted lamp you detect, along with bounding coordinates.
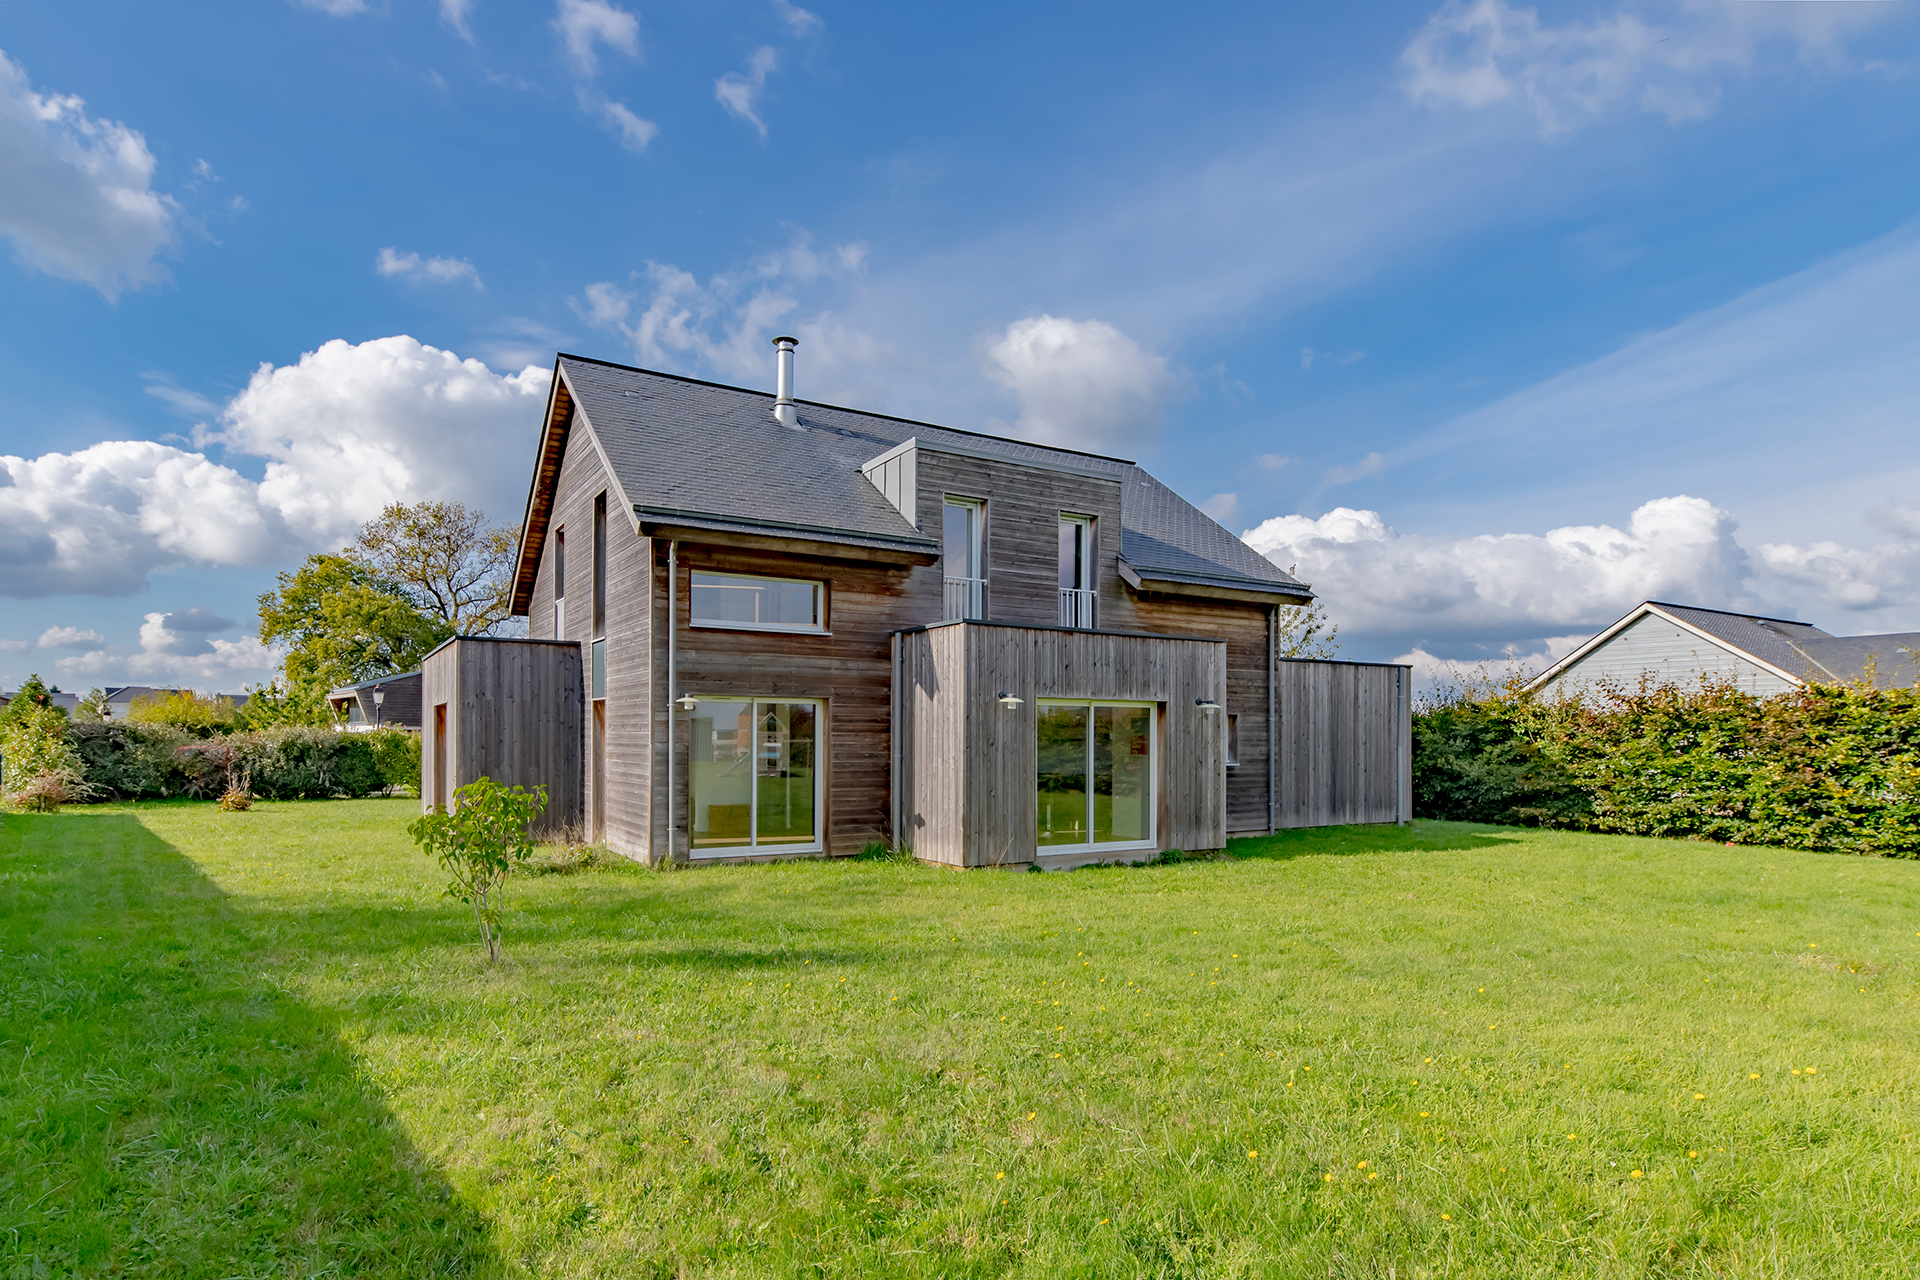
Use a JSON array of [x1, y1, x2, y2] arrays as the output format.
[[676, 693, 699, 712], [997, 691, 1024, 708], [1195, 698, 1222, 713]]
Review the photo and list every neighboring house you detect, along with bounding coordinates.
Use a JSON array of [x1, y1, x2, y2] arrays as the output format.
[[328, 672, 423, 731], [0, 688, 79, 714], [1529, 601, 1920, 700], [100, 687, 182, 720], [422, 344, 1412, 865]]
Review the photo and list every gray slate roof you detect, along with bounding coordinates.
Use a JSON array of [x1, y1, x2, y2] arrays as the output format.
[[1651, 602, 1832, 676], [1795, 634, 1920, 689], [559, 356, 1309, 598]]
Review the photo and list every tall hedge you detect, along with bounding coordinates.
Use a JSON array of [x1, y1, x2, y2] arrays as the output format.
[[61, 723, 417, 802], [1413, 676, 1920, 855]]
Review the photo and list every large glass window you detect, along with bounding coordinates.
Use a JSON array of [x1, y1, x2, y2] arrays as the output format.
[[943, 498, 984, 620], [1038, 700, 1154, 852], [689, 571, 824, 633], [689, 698, 821, 856]]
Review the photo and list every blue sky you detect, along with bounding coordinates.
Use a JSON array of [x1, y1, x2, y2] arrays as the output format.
[[4, 0, 1920, 690]]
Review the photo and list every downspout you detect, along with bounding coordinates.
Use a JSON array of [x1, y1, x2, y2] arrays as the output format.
[[889, 632, 900, 852], [665, 539, 678, 865], [1267, 603, 1277, 835]]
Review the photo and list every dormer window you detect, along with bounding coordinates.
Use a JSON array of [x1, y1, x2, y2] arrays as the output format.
[[1059, 514, 1095, 628]]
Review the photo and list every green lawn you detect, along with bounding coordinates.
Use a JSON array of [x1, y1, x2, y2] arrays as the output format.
[[4, 803, 1918, 1278]]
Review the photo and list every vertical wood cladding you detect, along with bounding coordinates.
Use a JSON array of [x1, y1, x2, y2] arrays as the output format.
[[1122, 595, 1275, 834], [896, 622, 1227, 867], [528, 411, 654, 860], [1273, 659, 1411, 828], [420, 637, 583, 837], [912, 450, 1124, 628]]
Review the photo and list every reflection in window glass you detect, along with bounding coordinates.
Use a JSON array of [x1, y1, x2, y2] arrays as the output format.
[[689, 698, 820, 854], [1037, 704, 1089, 846], [1094, 705, 1151, 843], [690, 572, 822, 632], [1038, 702, 1154, 851], [754, 702, 817, 846]]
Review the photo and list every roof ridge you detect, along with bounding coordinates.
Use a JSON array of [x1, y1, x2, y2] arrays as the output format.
[[556, 352, 1137, 466], [1648, 600, 1818, 628]]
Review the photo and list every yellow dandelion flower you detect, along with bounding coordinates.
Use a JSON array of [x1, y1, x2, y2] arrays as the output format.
[[1806, 1067, 1818, 1074], [1286, 1081, 1294, 1088], [1630, 1170, 1643, 1179], [1367, 1171, 1378, 1180], [995, 1172, 1006, 1180], [1688, 1151, 1698, 1159], [1027, 1112, 1036, 1120], [1324, 1173, 1334, 1182], [1749, 1072, 1760, 1079], [1099, 1218, 1108, 1224], [1425, 1057, 1434, 1064], [1420, 1112, 1429, 1117], [1442, 1213, 1451, 1221], [1357, 1160, 1368, 1169], [1052, 1052, 1062, 1058], [1792, 1069, 1801, 1075], [1247, 1149, 1259, 1159], [1694, 1093, 1705, 1100], [1566, 1133, 1577, 1140]]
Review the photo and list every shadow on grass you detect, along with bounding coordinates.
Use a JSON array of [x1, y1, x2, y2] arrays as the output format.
[[1224, 818, 1524, 863], [0, 811, 499, 1278]]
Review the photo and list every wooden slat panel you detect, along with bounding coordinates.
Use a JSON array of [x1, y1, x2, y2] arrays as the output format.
[[1274, 658, 1409, 830]]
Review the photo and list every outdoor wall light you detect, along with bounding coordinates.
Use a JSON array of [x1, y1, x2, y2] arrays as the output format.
[[676, 693, 699, 711], [1195, 699, 1222, 712], [997, 691, 1024, 708]]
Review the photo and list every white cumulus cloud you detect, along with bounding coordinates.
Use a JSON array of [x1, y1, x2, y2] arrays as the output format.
[[0, 639, 26, 654], [772, 0, 822, 37], [716, 46, 780, 138], [555, 0, 640, 79], [37, 626, 108, 651], [0, 336, 550, 598], [53, 613, 280, 688], [585, 93, 658, 152], [376, 247, 483, 288], [983, 315, 1176, 454], [0, 49, 178, 298]]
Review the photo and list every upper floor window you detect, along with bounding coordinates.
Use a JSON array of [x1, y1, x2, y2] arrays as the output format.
[[943, 497, 984, 620], [552, 528, 566, 638], [690, 570, 825, 633], [1059, 514, 1095, 628]]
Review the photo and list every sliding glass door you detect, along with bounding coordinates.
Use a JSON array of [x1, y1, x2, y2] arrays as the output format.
[[1038, 700, 1155, 854], [688, 698, 821, 856]]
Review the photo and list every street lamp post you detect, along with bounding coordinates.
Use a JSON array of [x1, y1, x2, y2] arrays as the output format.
[[372, 686, 385, 730]]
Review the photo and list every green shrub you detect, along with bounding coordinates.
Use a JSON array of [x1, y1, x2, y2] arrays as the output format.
[[2, 705, 86, 803], [69, 722, 190, 798], [241, 728, 382, 800], [365, 727, 422, 795], [1414, 674, 1920, 855], [128, 690, 242, 736]]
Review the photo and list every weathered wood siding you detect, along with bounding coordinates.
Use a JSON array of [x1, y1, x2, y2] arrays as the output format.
[[656, 543, 919, 860], [912, 450, 1125, 628], [525, 408, 655, 860], [343, 671, 423, 730], [1274, 658, 1410, 829], [421, 637, 583, 837], [1537, 612, 1799, 700], [896, 621, 1227, 867], [1121, 595, 1274, 834]]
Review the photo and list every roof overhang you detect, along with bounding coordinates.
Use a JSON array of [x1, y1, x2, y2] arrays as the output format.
[[509, 362, 577, 616], [637, 506, 941, 566], [1117, 557, 1316, 606], [1524, 601, 1808, 694]]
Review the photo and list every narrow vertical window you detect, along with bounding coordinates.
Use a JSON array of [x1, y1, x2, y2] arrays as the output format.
[[552, 529, 566, 638], [1058, 514, 1094, 627], [942, 498, 984, 620], [591, 494, 607, 699]]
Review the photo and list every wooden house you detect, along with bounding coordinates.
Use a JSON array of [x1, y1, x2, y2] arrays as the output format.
[[326, 670, 423, 731], [1528, 600, 1920, 700], [422, 343, 1412, 862]]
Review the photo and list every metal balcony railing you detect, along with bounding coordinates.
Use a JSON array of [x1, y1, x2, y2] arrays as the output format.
[[1059, 588, 1097, 629], [944, 576, 986, 620]]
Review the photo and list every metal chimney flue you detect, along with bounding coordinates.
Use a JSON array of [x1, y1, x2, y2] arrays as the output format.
[[771, 335, 799, 428]]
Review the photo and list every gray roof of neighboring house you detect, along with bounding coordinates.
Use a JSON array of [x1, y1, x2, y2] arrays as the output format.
[[1650, 602, 1833, 676], [1794, 634, 1920, 689], [556, 355, 1310, 599]]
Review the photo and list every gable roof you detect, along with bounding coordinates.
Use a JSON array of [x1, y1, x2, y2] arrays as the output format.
[[1795, 634, 1920, 688], [511, 354, 1310, 612], [1527, 600, 1836, 693]]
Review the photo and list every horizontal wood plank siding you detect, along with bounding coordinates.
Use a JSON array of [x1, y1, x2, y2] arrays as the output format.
[[1538, 612, 1800, 699]]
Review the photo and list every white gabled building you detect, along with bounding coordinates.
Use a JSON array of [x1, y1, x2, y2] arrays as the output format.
[[1528, 601, 1920, 701]]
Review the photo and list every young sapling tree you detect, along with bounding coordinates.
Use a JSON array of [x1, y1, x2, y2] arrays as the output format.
[[408, 777, 548, 962]]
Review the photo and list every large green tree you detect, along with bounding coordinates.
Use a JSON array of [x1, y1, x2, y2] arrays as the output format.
[[353, 501, 519, 636], [256, 555, 452, 690]]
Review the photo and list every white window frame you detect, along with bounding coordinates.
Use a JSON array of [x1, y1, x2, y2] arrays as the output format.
[[687, 695, 826, 859], [1036, 698, 1158, 858], [688, 570, 827, 635]]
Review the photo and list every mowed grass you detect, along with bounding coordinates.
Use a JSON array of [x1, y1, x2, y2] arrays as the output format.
[[4, 804, 1919, 1278]]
